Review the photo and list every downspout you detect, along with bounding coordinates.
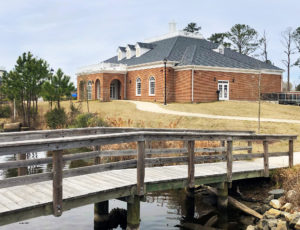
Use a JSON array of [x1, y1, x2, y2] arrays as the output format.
[[191, 66, 195, 103], [124, 73, 127, 100]]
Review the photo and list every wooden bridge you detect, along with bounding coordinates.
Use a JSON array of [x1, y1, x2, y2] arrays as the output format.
[[0, 127, 297, 229]]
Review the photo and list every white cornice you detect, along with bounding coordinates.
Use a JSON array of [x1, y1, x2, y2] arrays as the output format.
[[173, 65, 283, 75], [127, 61, 177, 71], [144, 30, 204, 43], [76, 61, 283, 76]]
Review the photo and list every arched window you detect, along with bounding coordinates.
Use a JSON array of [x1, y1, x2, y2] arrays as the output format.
[[149, 76, 155, 96], [87, 80, 92, 100], [136, 78, 141, 96]]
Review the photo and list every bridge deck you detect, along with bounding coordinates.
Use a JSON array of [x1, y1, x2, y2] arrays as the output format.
[[0, 154, 298, 225]]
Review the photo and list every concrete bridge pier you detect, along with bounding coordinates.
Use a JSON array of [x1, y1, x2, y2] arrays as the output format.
[[126, 196, 140, 230], [94, 200, 109, 229], [216, 182, 228, 229]]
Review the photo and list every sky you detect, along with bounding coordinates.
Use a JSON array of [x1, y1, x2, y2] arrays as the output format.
[[0, 0, 300, 85]]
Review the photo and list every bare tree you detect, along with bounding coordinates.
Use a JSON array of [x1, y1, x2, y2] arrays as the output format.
[[259, 30, 271, 64], [281, 27, 296, 92]]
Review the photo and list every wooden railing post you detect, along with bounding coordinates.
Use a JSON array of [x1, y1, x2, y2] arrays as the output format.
[[263, 141, 269, 177], [94, 145, 101, 165], [221, 140, 226, 155], [52, 150, 63, 216], [17, 153, 27, 176], [187, 140, 195, 188], [137, 141, 145, 196], [247, 141, 252, 154], [226, 139, 233, 183], [289, 139, 294, 168]]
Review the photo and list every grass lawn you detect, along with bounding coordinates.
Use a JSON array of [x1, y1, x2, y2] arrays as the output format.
[[37, 100, 300, 152], [162, 101, 300, 120]]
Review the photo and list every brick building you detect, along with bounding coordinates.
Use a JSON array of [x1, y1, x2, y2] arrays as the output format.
[[76, 23, 283, 103]]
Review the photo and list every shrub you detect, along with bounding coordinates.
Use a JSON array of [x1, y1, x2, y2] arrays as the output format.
[[45, 107, 67, 129], [0, 105, 11, 118], [72, 113, 108, 128], [68, 102, 81, 125]]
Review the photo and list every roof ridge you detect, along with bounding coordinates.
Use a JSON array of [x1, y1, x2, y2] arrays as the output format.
[[165, 36, 179, 60], [180, 45, 197, 65]]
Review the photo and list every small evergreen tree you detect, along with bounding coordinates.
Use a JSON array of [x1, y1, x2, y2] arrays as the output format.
[[42, 68, 75, 109], [183, 22, 201, 33], [1, 52, 49, 127]]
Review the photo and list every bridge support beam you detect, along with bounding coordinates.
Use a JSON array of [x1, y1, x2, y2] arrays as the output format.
[[127, 196, 140, 230], [217, 182, 228, 229], [94, 200, 109, 229], [183, 187, 195, 221]]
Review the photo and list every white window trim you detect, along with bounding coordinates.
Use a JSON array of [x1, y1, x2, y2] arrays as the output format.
[[136, 78, 141, 96], [87, 80, 92, 100], [149, 76, 155, 96], [218, 80, 229, 100]]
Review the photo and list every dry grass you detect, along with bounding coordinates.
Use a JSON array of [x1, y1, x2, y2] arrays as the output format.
[[37, 100, 300, 152], [272, 166, 300, 208], [163, 101, 300, 120]]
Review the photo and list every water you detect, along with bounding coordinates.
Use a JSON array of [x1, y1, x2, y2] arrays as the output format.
[[2, 199, 180, 230]]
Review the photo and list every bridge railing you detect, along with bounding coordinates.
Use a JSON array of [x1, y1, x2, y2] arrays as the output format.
[[0, 129, 296, 216]]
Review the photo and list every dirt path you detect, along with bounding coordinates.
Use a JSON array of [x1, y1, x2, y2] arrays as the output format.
[[129, 100, 300, 124]]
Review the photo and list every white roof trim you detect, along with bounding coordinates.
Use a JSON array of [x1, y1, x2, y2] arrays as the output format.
[[144, 30, 204, 43], [174, 65, 283, 75], [76, 63, 127, 76]]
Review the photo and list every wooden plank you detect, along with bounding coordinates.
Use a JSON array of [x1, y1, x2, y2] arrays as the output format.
[[63, 159, 137, 178], [187, 140, 195, 188], [0, 172, 52, 189], [226, 139, 233, 183], [0, 157, 52, 170], [0, 132, 296, 156], [195, 155, 225, 162], [263, 141, 269, 177], [0, 127, 255, 142], [52, 150, 63, 217], [289, 139, 294, 168], [145, 156, 187, 166], [137, 141, 145, 196]]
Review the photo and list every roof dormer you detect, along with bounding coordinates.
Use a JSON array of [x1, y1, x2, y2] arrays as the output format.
[[213, 44, 225, 55], [126, 45, 136, 59], [117, 47, 126, 61], [135, 42, 153, 57]]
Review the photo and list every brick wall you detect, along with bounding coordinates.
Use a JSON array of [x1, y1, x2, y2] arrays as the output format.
[[192, 70, 282, 102], [126, 67, 175, 102], [77, 68, 282, 103], [174, 70, 192, 102], [77, 73, 125, 101]]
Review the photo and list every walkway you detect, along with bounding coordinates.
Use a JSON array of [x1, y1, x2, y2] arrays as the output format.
[[1, 153, 299, 226], [129, 101, 300, 124]]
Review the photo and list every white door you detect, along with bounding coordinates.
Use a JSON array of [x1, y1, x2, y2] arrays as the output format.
[[218, 80, 229, 100]]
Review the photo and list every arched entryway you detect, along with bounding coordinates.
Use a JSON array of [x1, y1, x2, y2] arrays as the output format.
[[110, 79, 121, 100], [95, 79, 100, 100]]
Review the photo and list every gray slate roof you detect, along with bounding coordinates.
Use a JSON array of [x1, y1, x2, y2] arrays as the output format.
[[137, 42, 154, 49], [104, 36, 282, 71], [118, 46, 126, 52], [127, 45, 136, 50]]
